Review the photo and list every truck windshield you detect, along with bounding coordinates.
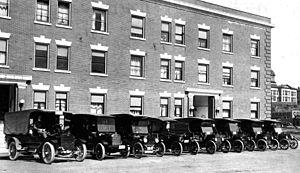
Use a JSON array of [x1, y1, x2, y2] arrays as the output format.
[[229, 123, 239, 132], [252, 123, 262, 133], [132, 120, 148, 134], [201, 122, 213, 134], [97, 118, 116, 132]]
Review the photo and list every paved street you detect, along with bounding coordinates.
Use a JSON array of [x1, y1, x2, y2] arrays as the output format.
[[0, 147, 299, 173]]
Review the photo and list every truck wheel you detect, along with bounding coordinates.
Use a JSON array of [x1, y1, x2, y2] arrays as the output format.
[[190, 141, 200, 155], [290, 139, 298, 149], [246, 139, 255, 151], [269, 139, 279, 151], [154, 142, 166, 157], [120, 145, 130, 158], [221, 140, 231, 153], [233, 139, 244, 153], [41, 142, 55, 164], [133, 142, 144, 159], [279, 139, 289, 150], [94, 143, 105, 160], [206, 140, 217, 154], [75, 143, 87, 162], [257, 139, 267, 151], [171, 142, 183, 156], [8, 142, 19, 161]]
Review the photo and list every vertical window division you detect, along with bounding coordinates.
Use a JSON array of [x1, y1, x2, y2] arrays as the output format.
[[91, 51, 106, 74], [251, 70, 259, 87], [0, 0, 9, 17], [90, 94, 105, 114], [222, 34, 233, 52], [161, 21, 171, 42], [130, 55, 144, 77], [131, 16, 144, 38], [56, 46, 69, 71], [36, 0, 50, 23], [251, 39, 260, 57], [57, 1, 70, 26], [0, 39, 7, 65], [174, 61, 184, 81], [55, 92, 67, 111], [160, 59, 170, 80], [130, 96, 143, 115], [250, 102, 259, 119], [174, 98, 183, 117], [160, 98, 169, 117], [223, 67, 232, 85], [222, 101, 232, 118], [198, 64, 209, 83], [34, 91, 46, 109], [35, 43, 49, 69], [198, 29, 209, 49], [92, 8, 107, 32], [175, 24, 185, 45]]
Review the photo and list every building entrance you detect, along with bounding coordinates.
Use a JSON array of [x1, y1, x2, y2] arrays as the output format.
[[193, 96, 215, 118]]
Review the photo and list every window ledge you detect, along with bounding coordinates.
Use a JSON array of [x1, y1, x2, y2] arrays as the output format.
[[91, 30, 109, 35], [160, 41, 172, 45], [222, 84, 234, 88], [130, 36, 146, 41], [54, 69, 71, 74], [160, 79, 172, 83], [32, 68, 50, 72], [174, 80, 185, 84], [56, 24, 72, 29], [0, 65, 9, 69], [197, 47, 210, 51], [90, 73, 108, 77], [198, 82, 210, 86], [251, 56, 261, 59], [174, 43, 186, 47], [250, 87, 261, 90], [0, 16, 11, 20], [222, 51, 234, 55], [34, 21, 52, 26], [130, 76, 145, 80]]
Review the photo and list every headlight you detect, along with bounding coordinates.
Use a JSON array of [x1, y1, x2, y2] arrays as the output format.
[[214, 138, 217, 142], [233, 131, 237, 135], [143, 137, 148, 143], [257, 131, 261, 134], [29, 129, 33, 135], [155, 138, 159, 143], [221, 137, 224, 141]]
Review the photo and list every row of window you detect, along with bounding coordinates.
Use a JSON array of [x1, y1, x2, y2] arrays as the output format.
[[271, 89, 297, 103], [222, 101, 260, 119]]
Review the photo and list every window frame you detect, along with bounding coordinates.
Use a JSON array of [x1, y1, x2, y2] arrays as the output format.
[[174, 61, 184, 81], [90, 93, 105, 114], [33, 91, 47, 110], [130, 96, 143, 115], [91, 50, 106, 74], [222, 101, 232, 118], [161, 21, 171, 43], [57, 0, 71, 26], [0, 38, 8, 65], [250, 70, 260, 88], [251, 39, 260, 57], [92, 8, 107, 32], [130, 55, 144, 77], [174, 98, 183, 117], [198, 29, 209, 49], [0, 0, 9, 17], [55, 92, 68, 111], [56, 46, 69, 71], [131, 15, 145, 39], [160, 97, 169, 117], [160, 59, 171, 80], [250, 102, 259, 119], [34, 43, 49, 69], [223, 67, 233, 86], [222, 33, 233, 52], [35, 0, 50, 23], [198, 63, 209, 83], [175, 24, 185, 45]]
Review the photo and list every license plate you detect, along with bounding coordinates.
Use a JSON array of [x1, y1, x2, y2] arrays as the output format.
[[118, 145, 125, 149], [184, 140, 189, 143]]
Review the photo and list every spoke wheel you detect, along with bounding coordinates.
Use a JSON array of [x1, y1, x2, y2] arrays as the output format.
[[75, 143, 87, 162], [279, 139, 289, 150], [171, 142, 183, 156], [257, 139, 267, 151], [133, 142, 144, 159], [120, 145, 130, 158], [246, 139, 255, 152], [8, 142, 19, 161], [233, 139, 244, 153], [269, 139, 279, 151], [41, 142, 55, 164], [154, 142, 166, 157], [221, 140, 232, 153], [206, 140, 217, 154], [94, 143, 105, 160], [190, 141, 200, 155], [290, 139, 298, 149]]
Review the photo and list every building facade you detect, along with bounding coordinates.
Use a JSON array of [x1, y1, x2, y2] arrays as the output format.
[[0, 0, 273, 121]]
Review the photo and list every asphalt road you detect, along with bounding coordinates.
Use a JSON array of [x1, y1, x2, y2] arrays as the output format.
[[0, 147, 300, 173]]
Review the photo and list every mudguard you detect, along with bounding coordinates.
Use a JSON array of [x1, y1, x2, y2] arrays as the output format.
[[8, 137, 22, 150]]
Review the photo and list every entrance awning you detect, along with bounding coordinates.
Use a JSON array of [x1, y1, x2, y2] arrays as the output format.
[[186, 87, 223, 97], [0, 73, 32, 88]]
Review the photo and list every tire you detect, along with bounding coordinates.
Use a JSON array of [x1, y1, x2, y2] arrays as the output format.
[[206, 140, 217, 154], [8, 142, 19, 161], [257, 139, 267, 151], [233, 139, 244, 153], [75, 143, 87, 162], [120, 145, 130, 158], [154, 142, 166, 157], [94, 143, 105, 160], [289, 139, 298, 149], [269, 139, 279, 151], [171, 142, 183, 156], [221, 140, 231, 153], [279, 139, 289, 150], [41, 142, 55, 164], [133, 142, 144, 159], [246, 139, 255, 152], [190, 141, 200, 155]]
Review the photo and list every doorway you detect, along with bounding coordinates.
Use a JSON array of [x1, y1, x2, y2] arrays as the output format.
[[0, 84, 16, 120], [193, 95, 215, 118]]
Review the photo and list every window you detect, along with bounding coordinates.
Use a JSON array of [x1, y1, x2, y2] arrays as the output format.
[[198, 29, 209, 48], [56, 46, 69, 71], [55, 92, 67, 111], [92, 9, 107, 32], [130, 96, 143, 115], [91, 51, 106, 74], [175, 24, 185, 45], [90, 94, 105, 114], [271, 89, 278, 102], [251, 70, 259, 87], [35, 43, 49, 69], [130, 55, 144, 77], [160, 98, 169, 117], [291, 91, 297, 103], [223, 67, 232, 85], [222, 101, 232, 118], [161, 21, 171, 42], [198, 64, 209, 83], [282, 89, 291, 102], [131, 16, 144, 38], [175, 61, 184, 81], [250, 102, 259, 119], [57, 1, 70, 26], [36, 0, 50, 22], [222, 34, 233, 52], [0, 0, 9, 17], [251, 39, 259, 57], [160, 59, 170, 79], [34, 91, 46, 109], [175, 98, 183, 117], [0, 39, 7, 65]]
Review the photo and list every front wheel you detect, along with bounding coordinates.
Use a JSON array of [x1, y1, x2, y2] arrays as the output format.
[[8, 142, 19, 161], [245, 139, 255, 151], [279, 139, 289, 150], [133, 142, 144, 159], [94, 143, 105, 160], [233, 139, 244, 153], [120, 145, 130, 158], [290, 139, 298, 149], [154, 142, 166, 157], [41, 142, 55, 164], [171, 142, 183, 156], [75, 143, 87, 162], [190, 141, 200, 155], [269, 139, 279, 151], [257, 139, 267, 151], [206, 140, 217, 154], [221, 140, 231, 153]]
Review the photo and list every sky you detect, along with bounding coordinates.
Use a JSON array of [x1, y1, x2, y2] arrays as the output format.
[[203, 0, 300, 88]]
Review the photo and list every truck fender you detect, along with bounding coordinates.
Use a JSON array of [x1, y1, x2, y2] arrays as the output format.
[[8, 137, 22, 150]]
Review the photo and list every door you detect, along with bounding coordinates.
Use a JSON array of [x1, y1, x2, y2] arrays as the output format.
[[208, 96, 215, 119]]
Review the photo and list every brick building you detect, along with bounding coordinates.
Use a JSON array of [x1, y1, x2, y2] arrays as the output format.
[[0, 0, 273, 121]]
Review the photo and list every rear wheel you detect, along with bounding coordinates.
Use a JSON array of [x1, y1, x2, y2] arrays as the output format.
[[245, 139, 255, 151], [279, 139, 289, 150], [154, 142, 166, 157], [290, 139, 298, 149], [41, 142, 55, 164], [269, 139, 279, 151], [120, 145, 130, 158], [257, 139, 267, 151], [233, 139, 244, 153], [221, 140, 231, 153], [75, 143, 87, 162], [133, 142, 144, 159], [190, 141, 200, 155], [171, 142, 183, 156], [206, 140, 217, 154], [94, 143, 105, 160], [8, 142, 19, 161]]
